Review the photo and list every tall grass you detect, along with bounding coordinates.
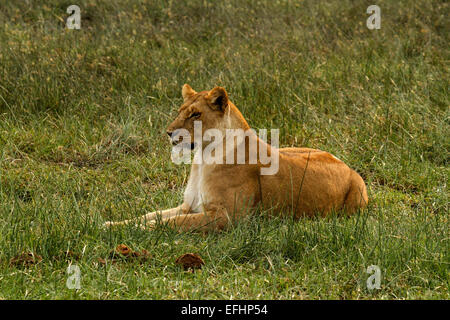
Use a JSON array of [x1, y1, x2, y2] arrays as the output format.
[[0, 0, 448, 299]]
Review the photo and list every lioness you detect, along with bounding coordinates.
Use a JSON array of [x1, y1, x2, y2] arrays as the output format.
[[105, 84, 368, 232]]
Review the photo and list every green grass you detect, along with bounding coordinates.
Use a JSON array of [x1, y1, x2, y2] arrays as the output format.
[[0, 0, 448, 299]]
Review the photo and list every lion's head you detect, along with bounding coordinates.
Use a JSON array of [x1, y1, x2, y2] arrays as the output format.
[[167, 84, 248, 149]]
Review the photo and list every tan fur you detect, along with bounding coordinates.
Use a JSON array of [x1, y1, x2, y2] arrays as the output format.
[[104, 85, 368, 232]]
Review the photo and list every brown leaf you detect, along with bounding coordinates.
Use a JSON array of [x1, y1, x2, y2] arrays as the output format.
[[100, 245, 152, 265], [116, 244, 132, 256], [175, 253, 205, 271]]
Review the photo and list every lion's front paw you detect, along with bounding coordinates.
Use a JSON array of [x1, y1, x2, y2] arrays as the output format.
[[103, 221, 115, 228], [136, 221, 156, 231]]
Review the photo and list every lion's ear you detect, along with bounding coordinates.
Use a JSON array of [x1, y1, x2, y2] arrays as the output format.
[[206, 87, 228, 112], [182, 84, 196, 101]]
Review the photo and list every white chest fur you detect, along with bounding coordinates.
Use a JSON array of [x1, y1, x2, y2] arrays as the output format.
[[183, 163, 204, 213]]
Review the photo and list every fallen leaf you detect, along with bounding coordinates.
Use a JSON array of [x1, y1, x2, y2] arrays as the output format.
[[115, 244, 132, 256], [175, 253, 205, 271]]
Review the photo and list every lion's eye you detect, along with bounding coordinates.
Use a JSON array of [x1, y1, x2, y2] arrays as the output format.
[[189, 112, 201, 119]]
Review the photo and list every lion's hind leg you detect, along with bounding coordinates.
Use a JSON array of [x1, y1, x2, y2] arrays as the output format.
[[343, 171, 368, 214]]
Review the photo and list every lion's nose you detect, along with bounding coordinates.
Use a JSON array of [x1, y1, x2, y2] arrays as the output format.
[[167, 131, 173, 138]]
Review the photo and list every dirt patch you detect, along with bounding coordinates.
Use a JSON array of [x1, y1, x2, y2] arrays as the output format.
[[10, 252, 42, 267]]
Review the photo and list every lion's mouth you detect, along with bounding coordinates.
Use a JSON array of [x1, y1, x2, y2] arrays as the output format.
[[171, 141, 197, 150]]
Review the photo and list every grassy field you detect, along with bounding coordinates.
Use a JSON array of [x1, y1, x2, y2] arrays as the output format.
[[0, 0, 448, 299]]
